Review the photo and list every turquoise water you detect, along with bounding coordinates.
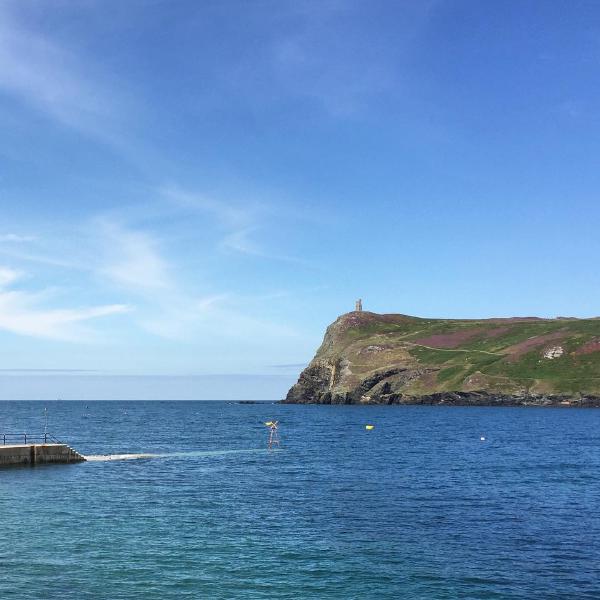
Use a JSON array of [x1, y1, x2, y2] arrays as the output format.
[[1, 401, 600, 599]]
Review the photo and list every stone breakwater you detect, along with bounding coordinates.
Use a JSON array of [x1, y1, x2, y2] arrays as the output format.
[[0, 444, 86, 466]]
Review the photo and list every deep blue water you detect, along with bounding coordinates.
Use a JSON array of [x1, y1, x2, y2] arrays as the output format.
[[1, 401, 600, 599]]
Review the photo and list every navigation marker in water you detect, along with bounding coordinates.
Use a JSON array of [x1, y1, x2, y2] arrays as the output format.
[[266, 420, 279, 450]]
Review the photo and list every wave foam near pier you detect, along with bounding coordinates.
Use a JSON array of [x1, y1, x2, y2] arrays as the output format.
[[85, 448, 269, 461]]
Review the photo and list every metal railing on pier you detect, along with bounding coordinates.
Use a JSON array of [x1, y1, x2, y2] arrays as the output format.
[[0, 433, 63, 445]]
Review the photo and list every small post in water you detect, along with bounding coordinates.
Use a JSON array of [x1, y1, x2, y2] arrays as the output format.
[[265, 420, 280, 450]]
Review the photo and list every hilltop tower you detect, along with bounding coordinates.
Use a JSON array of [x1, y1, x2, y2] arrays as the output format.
[[355, 298, 363, 312]]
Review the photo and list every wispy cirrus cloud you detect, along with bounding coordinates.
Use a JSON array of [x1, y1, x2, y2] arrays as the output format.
[[162, 186, 270, 258], [0, 2, 130, 147], [219, 226, 316, 267], [0, 266, 22, 286], [90, 214, 305, 342], [0, 188, 310, 346], [0, 228, 87, 270], [162, 185, 255, 231], [0, 233, 36, 242], [0, 294, 129, 341], [220, 227, 263, 256], [90, 216, 225, 339], [97, 220, 172, 292], [0, 266, 130, 341], [207, 0, 438, 118], [162, 185, 315, 265]]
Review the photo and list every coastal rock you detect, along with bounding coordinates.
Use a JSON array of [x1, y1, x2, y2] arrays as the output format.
[[543, 346, 564, 359]]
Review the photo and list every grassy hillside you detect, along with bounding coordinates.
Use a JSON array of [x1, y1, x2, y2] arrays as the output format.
[[285, 311, 600, 404]]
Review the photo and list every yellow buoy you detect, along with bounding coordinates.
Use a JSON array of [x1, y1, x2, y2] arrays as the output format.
[[365, 424, 374, 430]]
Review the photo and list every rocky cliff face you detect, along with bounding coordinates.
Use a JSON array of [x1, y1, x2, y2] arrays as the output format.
[[283, 311, 600, 406]]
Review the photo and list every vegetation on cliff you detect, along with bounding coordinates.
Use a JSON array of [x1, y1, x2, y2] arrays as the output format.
[[284, 311, 600, 405]]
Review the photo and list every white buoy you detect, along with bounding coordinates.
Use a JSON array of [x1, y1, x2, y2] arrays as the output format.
[[480, 436, 486, 441]]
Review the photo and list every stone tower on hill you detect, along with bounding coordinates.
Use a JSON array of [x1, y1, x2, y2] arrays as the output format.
[[355, 299, 362, 312]]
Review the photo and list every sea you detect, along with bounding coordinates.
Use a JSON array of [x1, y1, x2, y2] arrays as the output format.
[[1, 400, 599, 599]]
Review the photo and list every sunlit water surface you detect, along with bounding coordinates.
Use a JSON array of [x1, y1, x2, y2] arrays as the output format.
[[1, 401, 599, 599]]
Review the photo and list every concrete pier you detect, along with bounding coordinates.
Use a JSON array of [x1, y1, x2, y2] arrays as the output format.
[[0, 444, 86, 467]]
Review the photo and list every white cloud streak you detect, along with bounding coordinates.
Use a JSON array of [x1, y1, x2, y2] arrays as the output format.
[[92, 215, 304, 342], [97, 220, 172, 292], [162, 186, 254, 230], [0, 288, 129, 341], [0, 266, 22, 286], [93, 218, 226, 340], [0, 192, 309, 345], [162, 186, 313, 265], [0, 262, 130, 341], [162, 186, 270, 259], [0, 233, 36, 242]]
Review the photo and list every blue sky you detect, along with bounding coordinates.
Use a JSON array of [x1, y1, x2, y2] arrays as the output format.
[[1, 0, 599, 399]]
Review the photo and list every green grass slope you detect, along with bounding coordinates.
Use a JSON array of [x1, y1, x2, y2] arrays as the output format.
[[285, 311, 600, 403]]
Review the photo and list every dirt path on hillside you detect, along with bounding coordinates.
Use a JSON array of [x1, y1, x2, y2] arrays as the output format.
[[402, 341, 504, 356]]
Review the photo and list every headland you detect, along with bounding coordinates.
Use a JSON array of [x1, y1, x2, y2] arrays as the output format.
[[284, 309, 600, 406]]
